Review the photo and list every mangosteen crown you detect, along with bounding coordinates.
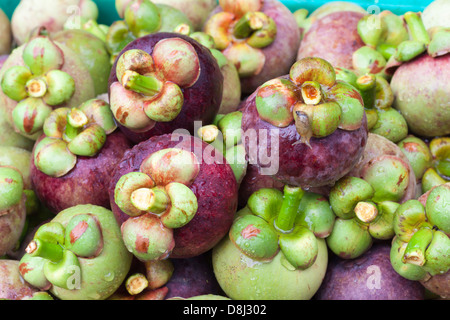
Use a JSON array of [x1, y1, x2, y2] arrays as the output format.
[[33, 99, 117, 178], [229, 185, 335, 270], [114, 147, 200, 262], [21, 214, 104, 290], [0, 36, 76, 136], [109, 37, 201, 132], [427, 137, 450, 186], [390, 183, 450, 280], [204, 0, 276, 78], [255, 57, 365, 147]]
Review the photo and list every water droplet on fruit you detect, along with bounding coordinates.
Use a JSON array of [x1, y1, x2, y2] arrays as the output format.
[[104, 272, 115, 282]]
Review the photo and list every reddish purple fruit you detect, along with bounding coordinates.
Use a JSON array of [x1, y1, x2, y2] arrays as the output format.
[[108, 32, 223, 144]]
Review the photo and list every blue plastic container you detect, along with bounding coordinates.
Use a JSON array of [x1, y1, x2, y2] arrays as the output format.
[[0, 0, 433, 26]]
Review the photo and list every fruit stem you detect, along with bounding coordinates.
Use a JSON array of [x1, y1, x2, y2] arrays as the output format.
[[121, 70, 162, 96], [131, 187, 170, 215], [25, 78, 47, 98], [355, 74, 376, 109], [25, 239, 64, 263], [354, 201, 378, 223], [233, 12, 264, 39], [404, 12, 430, 45], [403, 227, 433, 266], [274, 185, 304, 233], [301, 80, 322, 105]]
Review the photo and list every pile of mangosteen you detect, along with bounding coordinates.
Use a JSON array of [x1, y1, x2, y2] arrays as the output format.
[[0, 0, 448, 301]]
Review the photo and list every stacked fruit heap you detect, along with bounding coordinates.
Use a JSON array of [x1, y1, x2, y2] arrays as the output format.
[[0, 0, 448, 300]]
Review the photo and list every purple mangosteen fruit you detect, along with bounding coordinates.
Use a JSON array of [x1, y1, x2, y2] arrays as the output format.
[[241, 57, 368, 189], [10, 0, 99, 46], [297, 11, 366, 70], [107, 32, 223, 144], [213, 186, 334, 299], [0, 8, 11, 55], [0, 33, 96, 140], [203, 0, 301, 94], [108, 133, 238, 261], [18, 204, 133, 300], [390, 183, 450, 299], [30, 98, 131, 214], [315, 242, 425, 300]]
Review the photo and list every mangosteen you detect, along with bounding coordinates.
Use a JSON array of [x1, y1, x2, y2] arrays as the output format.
[[18, 204, 133, 300], [315, 242, 425, 300], [151, 0, 217, 31], [386, 12, 450, 137], [108, 32, 223, 144], [0, 166, 27, 257], [390, 183, 450, 299], [422, 0, 450, 30], [421, 137, 450, 193], [0, 33, 96, 140], [0, 8, 11, 55], [0, 260, 41, 300], [297, 11, 366, 70], [51, 29, 112, 96], [30, 99, 131, 214], [10, 0, 99, 45], [106, 0, 194, 61], [108, 133, 238, 260], [203, 0, 301, 94], [241, 57, 368, 189], [213, 186, 334, 300]]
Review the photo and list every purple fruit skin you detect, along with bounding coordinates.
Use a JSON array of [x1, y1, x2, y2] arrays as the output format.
[[315, 242, 425, 300], [240, 89, 368, 189], [31, 131, 132, 214], [164, 251, 223, 299], [108, 32, 223, 144], [108, 133, 238, 259], [297, 11, 365, 69]]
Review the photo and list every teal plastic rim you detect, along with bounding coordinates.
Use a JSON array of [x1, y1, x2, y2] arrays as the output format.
[[1, 0, 433, 25]]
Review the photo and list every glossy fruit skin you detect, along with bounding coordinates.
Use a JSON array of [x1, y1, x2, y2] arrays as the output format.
[[108, 133, 238, 259], [240, 87, 368, 189], [315, 242, 425, 300], [30, 131, 131, 214], [108, 32, 223, 144], [390, 53, 450, 137], [297, 11, 365, 69]]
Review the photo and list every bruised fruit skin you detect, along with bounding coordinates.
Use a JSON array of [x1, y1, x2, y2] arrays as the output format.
[[0, 260, 39, 300], [240, 58, 368, 188], [30, 100, 131, 214], [315, 242, 425, 300], [108, 32, 223, 144], [204, 0, 301, 94], [108, 133, 238, 260], [18, 204, 133, 300], [297, 11, 366, 70], [0, 35, 96, 140]]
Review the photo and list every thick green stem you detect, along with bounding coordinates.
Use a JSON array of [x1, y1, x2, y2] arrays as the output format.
[[403, 227, 433, 266], [301, 80, 322, 105], [26, 239, 64, 263], [131, 187, 170, 214], [274, 186, 304, 233], [355, 74, 376, 109], [121, 70, 162, 96], [233, 12, 264, 38], [404, 12, 430, 45], [25, 78, 47, 98]]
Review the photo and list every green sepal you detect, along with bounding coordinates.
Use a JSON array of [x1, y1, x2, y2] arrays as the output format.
[[0, 66, 32, 101], [67, 124, 107, 157], [33, 137, 77, 178], [43, 70, 76, 106], [22, 36, 64, 76], [279, 225, 318, 270], [12, 97, 52, 135], [247, 188, 284, 222], [64, 214, 103, 258], [43, 249, 81, 290], [425, 184, 450, 234], [0, 166, 24, 211]]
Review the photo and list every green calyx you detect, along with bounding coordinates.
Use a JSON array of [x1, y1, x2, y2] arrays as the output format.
[[229, 186, 333, 270], [204, 6, 275, 78], [327, 174, 402, 259], [421, 137, 450, 192], [124, 0, 161, 38], [34, 99, 116, 177], [0, 166, 24, 212], [391, 193, 450, 279], [255, 57, 365, 145], [23, 214, 104, 290], [114, 148, 200, 261], [111, 38, 200, 130], [0, 36, 76, 136], [398, 136, 433, 180]]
